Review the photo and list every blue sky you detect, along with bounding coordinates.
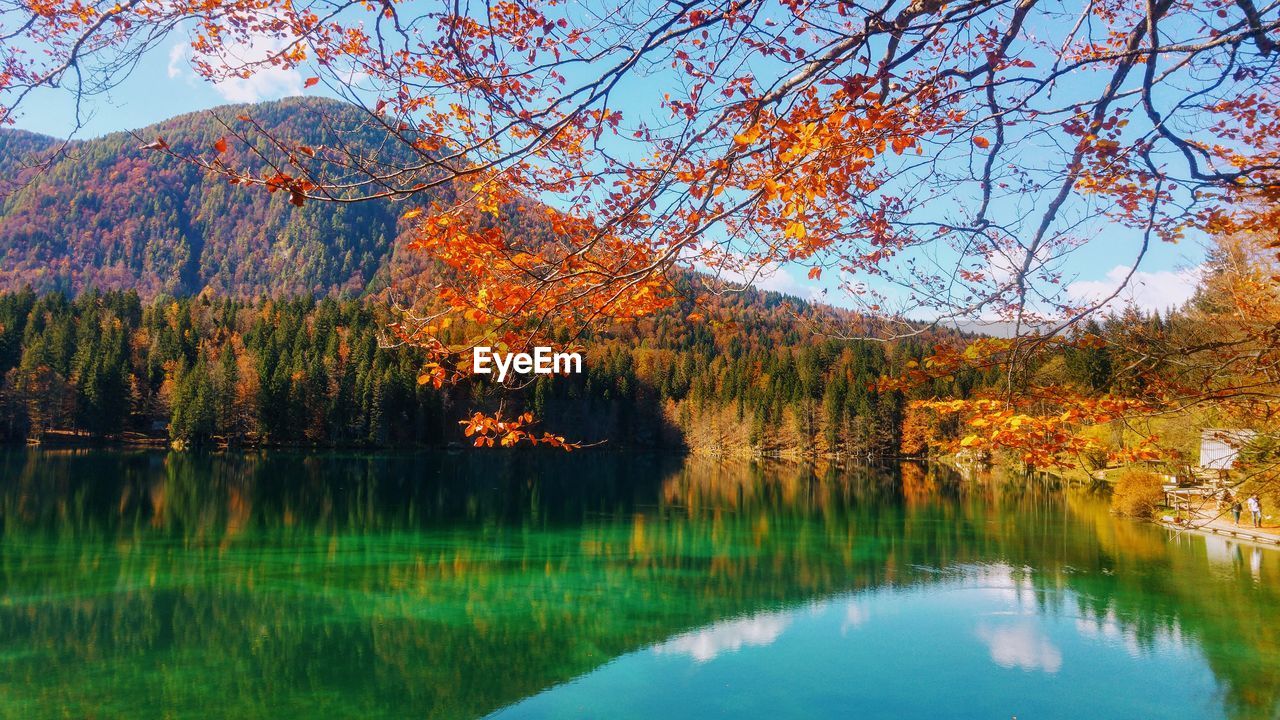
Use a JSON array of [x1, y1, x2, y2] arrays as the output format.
[[7, 31, 1207, 320]]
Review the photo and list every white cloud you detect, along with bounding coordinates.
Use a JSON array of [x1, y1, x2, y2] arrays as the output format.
[[167, 43, 187, 79], [755, 265, 826, 301], [1066, 265, 1201, 314], [985, 242, 1057, 287], [164, 33, 305, 103], [975, 622, 1063, 673], [210, 68, 305, 103], [652, 611, 791, 663]]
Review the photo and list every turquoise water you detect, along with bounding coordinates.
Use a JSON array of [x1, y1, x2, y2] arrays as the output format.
[[0, 450, 1277, 719]]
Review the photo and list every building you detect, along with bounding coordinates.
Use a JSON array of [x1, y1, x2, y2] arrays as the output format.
[[1199, 428, 1258, 471]]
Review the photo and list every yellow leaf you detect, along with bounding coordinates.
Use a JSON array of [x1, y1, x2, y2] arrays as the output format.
[[733, 125, 761, 146]]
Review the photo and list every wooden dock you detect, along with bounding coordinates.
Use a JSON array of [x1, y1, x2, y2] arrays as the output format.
[[1160, 520, 1280, 547]]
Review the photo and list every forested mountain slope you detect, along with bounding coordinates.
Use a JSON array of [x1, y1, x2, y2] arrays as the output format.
[[0, 97, 437, 297], [0, 287, 991, 454], [0, 101, 992, 454]]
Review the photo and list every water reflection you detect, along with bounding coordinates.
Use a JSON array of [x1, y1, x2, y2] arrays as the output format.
[[652, 609, 792, 662], [975, 620, 1064, 673], [0, 449, 1276, 719]]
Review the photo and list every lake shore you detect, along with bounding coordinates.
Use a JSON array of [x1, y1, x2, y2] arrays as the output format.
[[1159, 510, 1280, 549]]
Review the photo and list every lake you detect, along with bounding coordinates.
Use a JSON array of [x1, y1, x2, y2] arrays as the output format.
[[0, 449, 1277, 719]]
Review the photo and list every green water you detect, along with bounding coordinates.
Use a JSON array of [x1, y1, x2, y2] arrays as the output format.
[[0, 450, 1277, 719]]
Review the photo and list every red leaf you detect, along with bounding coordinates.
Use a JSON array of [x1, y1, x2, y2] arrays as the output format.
[[808, 267, 822, 280], [213, 137, 227, 154], [304, 77, 319, 88]]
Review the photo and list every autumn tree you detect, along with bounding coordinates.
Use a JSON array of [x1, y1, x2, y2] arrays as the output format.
[[3, 0, 1279, 444], [1110, 229, 1280, 500]]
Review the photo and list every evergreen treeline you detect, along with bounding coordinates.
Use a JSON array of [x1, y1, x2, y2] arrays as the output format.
[[0, 289, 983, 454], [0, 290, 452, 446], [0, 97, 992, 455]]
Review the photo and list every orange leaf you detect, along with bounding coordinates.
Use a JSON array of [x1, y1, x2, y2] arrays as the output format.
[[733, 125, 761, 146], [304, 77, 319, 88], [213, 137, 227, 154], [972, 136, 990, 149], [808, 267, 822, 280]]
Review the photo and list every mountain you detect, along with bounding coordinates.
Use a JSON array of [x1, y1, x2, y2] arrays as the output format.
[[0, 129, 61, 177], [0, 97, 442, 297], [0, 100, 991, 455]]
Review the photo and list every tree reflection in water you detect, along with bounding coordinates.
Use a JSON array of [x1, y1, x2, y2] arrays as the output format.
[[0, 449, 1276, 719]]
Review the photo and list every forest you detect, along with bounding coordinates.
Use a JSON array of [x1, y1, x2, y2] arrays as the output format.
[[0, 287, 989, 455], [0, 98, 1010, 456], [0, 98, 439, 298]]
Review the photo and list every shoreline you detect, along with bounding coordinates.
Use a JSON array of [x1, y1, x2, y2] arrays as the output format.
[[1158, 517, 1280, 549]]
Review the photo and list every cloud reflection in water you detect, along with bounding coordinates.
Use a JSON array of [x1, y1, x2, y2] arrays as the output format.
[[975, 622, 1064, 673], [652, 611, 792, 663]]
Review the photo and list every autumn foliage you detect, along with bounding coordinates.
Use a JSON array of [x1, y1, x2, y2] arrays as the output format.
[[1111, 468, 1166, 519], [460, 411, 579, 450], [3, 0, 1280, 447], [7, 0, 1279, 329]]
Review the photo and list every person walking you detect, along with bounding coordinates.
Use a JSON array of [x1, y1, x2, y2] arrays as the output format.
[[1231, 496, 1243, 526], [1247, 494, 1262, 528]]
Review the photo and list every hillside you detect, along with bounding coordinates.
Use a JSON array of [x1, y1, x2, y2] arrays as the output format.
[[0, 97, 444, 297], [0, 100, 988, 454]]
